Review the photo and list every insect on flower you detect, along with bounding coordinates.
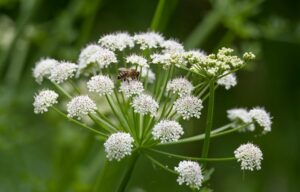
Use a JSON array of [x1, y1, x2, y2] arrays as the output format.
[[117, 67, 140, 81]]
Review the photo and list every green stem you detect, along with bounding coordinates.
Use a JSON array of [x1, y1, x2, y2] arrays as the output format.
[[158, 122, 249, 146], [52, 82, 72, 99], [51, 107, 107, 138], [157, 65, 174, 103], [88, 114, 115, 133], [139, 114, 144, 139], [148, 148, 235, 162], [201, 79, 215, 166], [95, 110, 119, 131], [105, 95, 130, 131], [117, 153, 140, 192], [145, 154, 177, 175]]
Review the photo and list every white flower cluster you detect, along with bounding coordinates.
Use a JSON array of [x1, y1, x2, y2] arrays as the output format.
[[174, 160, 203, 190], [126, 54, 149, 68], [33, 58, 59, 84], [234, 143, 263, 171], [243, 52, 256, 61], [104, 132, 134, 161], [174, 96, 203, 120], [217, 73, 237, 90], [227, 108, 255, 131], [119, 80, 144, 98], [98, 32, 134, 51], [152, 120, 184, 143], [132, 94, 159, 117], [87, 75, 114, 96], [191, 47, 251, 77], [249, 107, 272, 133], [167, 77, 193, 97], [161, 39, 184, 53], [227, 107, 272, 133], [182, 50, 206, 66], [133, 32, 164, 50], [33, 90, 58, 114], [151, 52, 183, 68], [67, 95, 97, 120], [49, 61, 78, 84], [78, 44, 117, 73]]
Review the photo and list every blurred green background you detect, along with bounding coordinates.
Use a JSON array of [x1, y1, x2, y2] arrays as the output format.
[[0, 0, 299, 191]]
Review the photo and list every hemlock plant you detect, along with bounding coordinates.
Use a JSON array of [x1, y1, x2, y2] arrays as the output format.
[[33, 31, 272, 191]]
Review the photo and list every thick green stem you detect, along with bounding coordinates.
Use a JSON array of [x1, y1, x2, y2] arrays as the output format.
[[93, 153, 140, 192], [201, 79, 215, 166], [117, 153, 140, 192]]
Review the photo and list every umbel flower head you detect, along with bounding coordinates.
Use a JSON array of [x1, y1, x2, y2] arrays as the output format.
[[67, 95, 97, 120], [217, 73, 237, 90], [131, 94, 159, 117], [234, 143, 263, 171], [173, 96, 203, 120], [78, 44, 117, 74], [33, 58, 59, 84], [133, 31, 164, 50], [104, 132, 134, 161], [190, 47, 254, 77], [167, 77, 194, 97], [33, 90, 58, 114], [98, 32, 134, 51], [33, 30, 268, 191], [49, 61, 78, 84], [126, 54, 149, 68], [87, 75, 114, 96], [161, 39, 184, 53], [249, 107, 272, 133], [227, 108, 255, 131], [119, 80, 144, 98], [175, 160, 203, 190], [152, 120, 184, 143]]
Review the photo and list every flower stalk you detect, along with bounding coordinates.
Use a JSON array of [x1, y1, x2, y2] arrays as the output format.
[[201, 79, 215, 166]]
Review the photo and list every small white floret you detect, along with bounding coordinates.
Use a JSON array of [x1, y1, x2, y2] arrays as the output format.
[[249, 107, 272, 133], [152, 120, 184, 143], [167, 77, 194, 97], [49, 61, 77, 84], [78, 44, 117, 73], [227, 108, 255, 131], [33, 90, 58, 114], [234, 143, 263, 171], [87, 75, 114, 96], [119, 80, 144, 98], [173, 96, 203, 120], [126, 54, 149, 68], [104, 132, 134, 161], [33, 58, 59, 84], [67, 95, 97, 120], [174, 160, 203, 190], [161, 39, 184, 53], [98, 32, 134, 51], [131, 94, 159, 117], [217, 73, 237, 90], [133, 32, 164, 50]]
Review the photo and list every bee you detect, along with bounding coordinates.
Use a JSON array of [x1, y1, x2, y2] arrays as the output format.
[[117, 68, 140, 81]]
